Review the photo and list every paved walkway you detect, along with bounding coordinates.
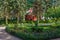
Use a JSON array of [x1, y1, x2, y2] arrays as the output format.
[[51, 38, 60, 40], [0, 27, 22, 40]]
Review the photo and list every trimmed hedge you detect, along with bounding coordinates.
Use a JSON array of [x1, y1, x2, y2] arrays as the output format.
[[6, 25, 60, 40]]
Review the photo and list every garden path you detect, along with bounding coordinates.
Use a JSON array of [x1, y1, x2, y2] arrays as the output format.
[[52, 38, 60, 40], [51, 38, 60, 40], [0, 27, 22, 40]]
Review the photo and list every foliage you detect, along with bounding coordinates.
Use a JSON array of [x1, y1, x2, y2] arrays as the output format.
[[6, 24, 60, 40], [45, 6, 60, 18]]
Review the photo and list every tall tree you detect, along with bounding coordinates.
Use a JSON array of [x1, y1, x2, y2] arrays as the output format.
[[3, 0, 9, 24], [33, 0, 43, 26]]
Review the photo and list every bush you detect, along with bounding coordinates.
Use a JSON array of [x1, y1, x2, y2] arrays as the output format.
[[6, 24, 60, 40]]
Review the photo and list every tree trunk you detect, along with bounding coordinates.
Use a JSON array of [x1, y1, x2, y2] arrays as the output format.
[[6, 16, 8, 24], [33, 0, 43, 27], [17, 13, 19, 24]]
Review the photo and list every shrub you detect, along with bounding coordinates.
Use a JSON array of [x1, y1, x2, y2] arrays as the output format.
[[6, 24, 60, 40]]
